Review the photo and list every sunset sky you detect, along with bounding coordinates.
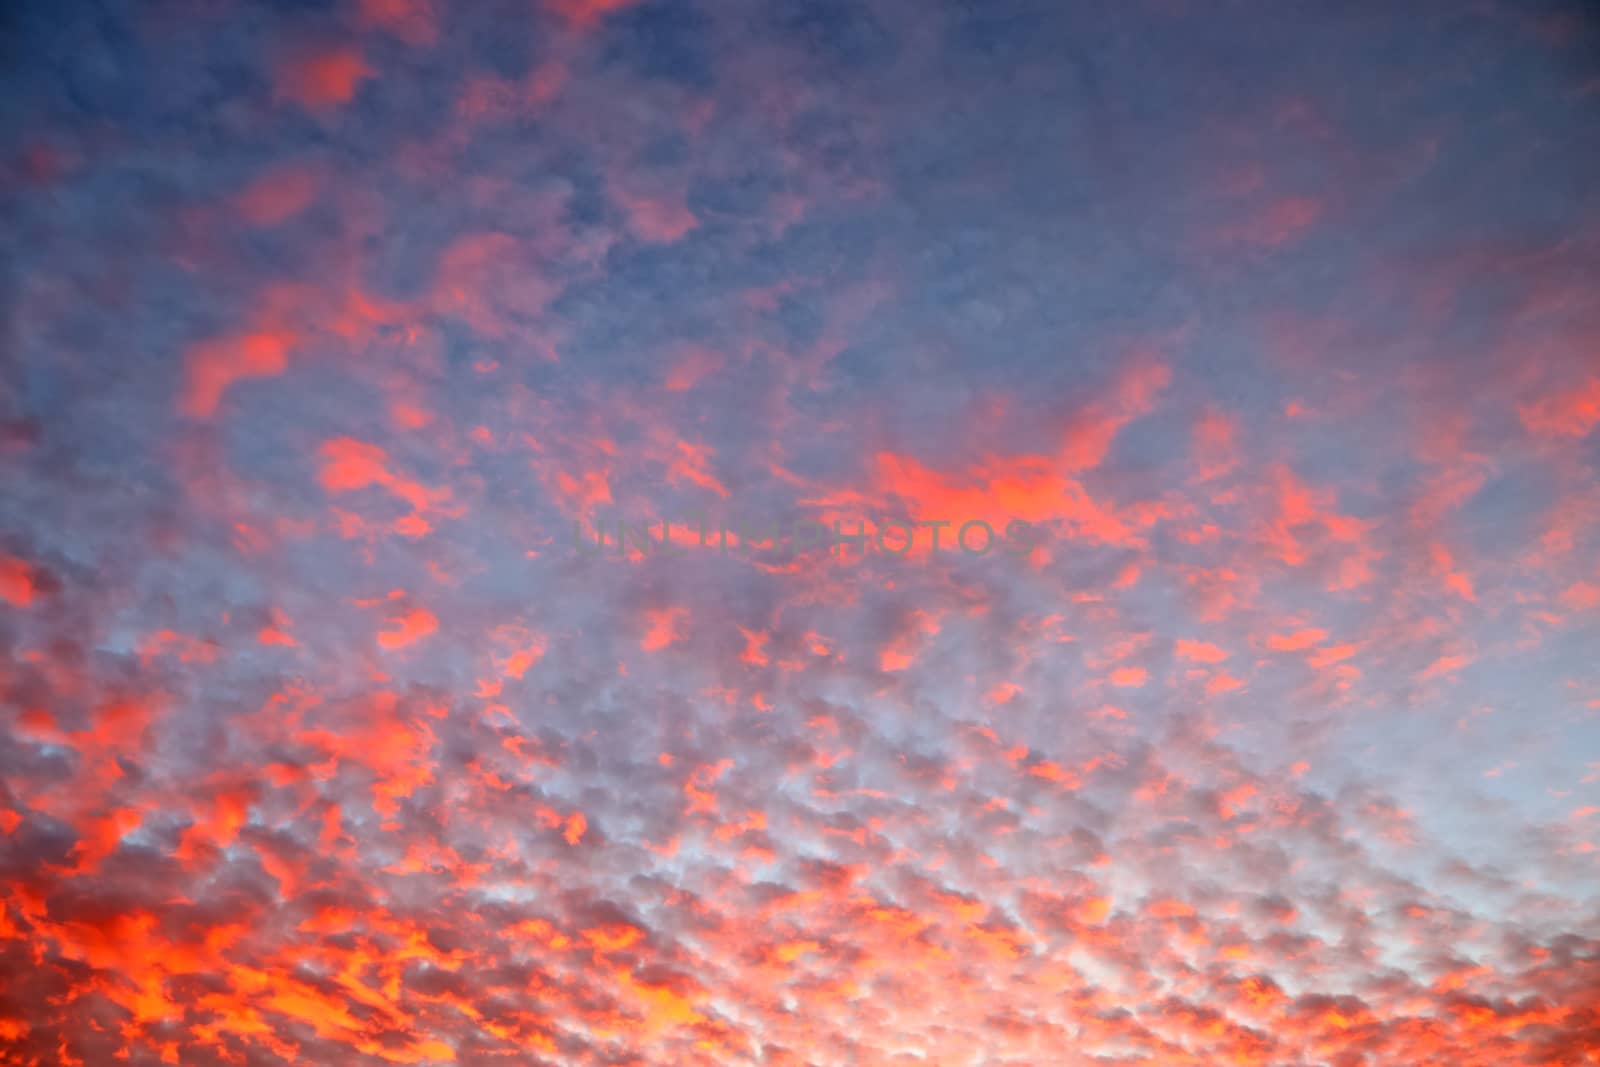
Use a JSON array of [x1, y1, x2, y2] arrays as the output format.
[[3, 1, 1600, 1064]]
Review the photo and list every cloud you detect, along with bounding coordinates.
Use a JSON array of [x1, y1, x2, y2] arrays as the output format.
[[275, 48, 374, 112], [4, 1, 1599, 1064]]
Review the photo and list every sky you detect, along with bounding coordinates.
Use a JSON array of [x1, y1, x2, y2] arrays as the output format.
[[2, 0, 1600, 1064]]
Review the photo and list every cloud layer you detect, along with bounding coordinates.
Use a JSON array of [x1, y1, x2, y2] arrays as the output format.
[[2, 1, 1599, 1064]]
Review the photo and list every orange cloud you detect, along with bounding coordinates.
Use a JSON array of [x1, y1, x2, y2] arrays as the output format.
[[1206, 671, 1246, 695], [180, 330, 293, 418], [319, 437, 453, 526], [378, 607, 438, 650], [0, 555, 34, 607], [258, 610, 297, 647], [1520, 377, 1600, 439], [1110, 666, 1149, 688], [879, 610, 940, 672], [1419, 651, 1474, 681], [642, 607, 686, 651], [1561, 581, 1600, 610], [1267, 628, 1327, 652], [1176, 639, 1230, 664], [664, 345, 722, 392]]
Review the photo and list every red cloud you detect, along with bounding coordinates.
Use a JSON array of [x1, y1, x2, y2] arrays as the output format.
[[180, 330, 293, 418], [1520, 377, 1600, 440], [275, 48, 373, 112], [233, 165, 319, 227], [549, 0, 643, 27]]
